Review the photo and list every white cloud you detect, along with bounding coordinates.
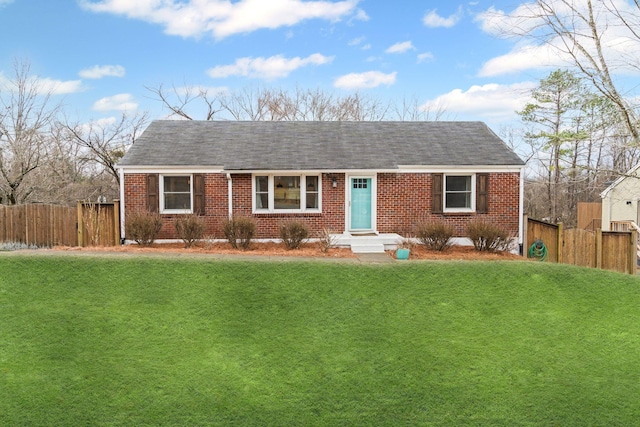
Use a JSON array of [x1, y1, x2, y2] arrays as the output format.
[[38, 78, 84, 95], [476, 2, 640, 76], [207, 53, 333, 79], [420, 82, 535, 121], [385, 41, 415, 54], [0, 72, 83, 95], [474, 5, 539, 37], [423, 6, 463, 28], [92, 93, 138, 111], [349, 36, 365, 46], [79, 0, 360, 39], [417, 52, 434, 63], [479, 43, 565, 77], [79, 65, 126, 79], [0, 0, 14, 8], [351, 8, 369, 22], [334, 71, 396, 89]]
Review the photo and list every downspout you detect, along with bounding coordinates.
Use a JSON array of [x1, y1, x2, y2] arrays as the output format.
[[519, 167, 525, 253], [227, 173, 233, 219], [119, 167, 126, 243]]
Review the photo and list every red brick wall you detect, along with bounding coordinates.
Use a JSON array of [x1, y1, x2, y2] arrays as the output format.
[[123, 173, 229, 239], [123, 171, 520, 240], [376, 172, 520, 236], [232, 173, 345, 238]]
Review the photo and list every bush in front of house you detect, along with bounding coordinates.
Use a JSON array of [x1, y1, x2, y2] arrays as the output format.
[[316, 227, 338, 253], [466, 220, 513, 252], [175, 215, 206, 248], [221, 216, 256, 250], [125, 210, 163, 246], [280, 221, 309, 250], [415, 220, 455, 251]]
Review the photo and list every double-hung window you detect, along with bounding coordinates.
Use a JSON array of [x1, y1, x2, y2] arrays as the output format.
[[254, 174, 321, 212], [161, 175, 192, 213], [444, 174, 474, 212]]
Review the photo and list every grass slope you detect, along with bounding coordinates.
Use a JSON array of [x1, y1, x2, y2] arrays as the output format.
[[1, 256, 639, 426]]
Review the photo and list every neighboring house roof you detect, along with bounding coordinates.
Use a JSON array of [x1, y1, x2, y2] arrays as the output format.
[[600, 163, 640, 198], [118, 120, 525, 170]]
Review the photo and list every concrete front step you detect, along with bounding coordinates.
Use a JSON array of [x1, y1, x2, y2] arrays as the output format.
[[350, 242, 386, 253], [332, 232, 402, 254]]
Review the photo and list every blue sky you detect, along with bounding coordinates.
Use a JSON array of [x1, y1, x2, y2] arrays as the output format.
[[1, 0, 638, 133]]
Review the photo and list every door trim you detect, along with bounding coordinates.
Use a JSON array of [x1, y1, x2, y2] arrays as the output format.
[[346, 174, 376, 232]]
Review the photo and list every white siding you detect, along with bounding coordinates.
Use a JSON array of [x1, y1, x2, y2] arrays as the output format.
[[602, 169, 640, 230]]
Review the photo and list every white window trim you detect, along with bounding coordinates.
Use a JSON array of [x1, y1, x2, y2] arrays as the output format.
[[443, 174, 476, 213], [252, 174, 322, 213], [160, 174, 193, 214]]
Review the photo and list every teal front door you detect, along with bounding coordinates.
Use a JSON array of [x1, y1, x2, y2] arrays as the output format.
[[350, 178, 372, 230]]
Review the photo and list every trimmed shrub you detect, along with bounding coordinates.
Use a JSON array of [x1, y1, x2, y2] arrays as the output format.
[[316, 228, 338, 253], [466, 220, 513, 252], [221, 216, 256, 250], [175, 215, 206, 248], [280, 221, 309, 250], [125, 210, 162, 246], [416, 220, 455, 251], [396, 237, 416, 250]]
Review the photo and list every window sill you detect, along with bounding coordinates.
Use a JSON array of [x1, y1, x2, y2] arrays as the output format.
[[442, 210, 475, 215], [253, 209, 322, 215], [161, 209, 193, 215]]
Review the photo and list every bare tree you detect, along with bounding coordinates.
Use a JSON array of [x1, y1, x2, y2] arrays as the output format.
[[0, 59, 61, 204], [392, 95, 448, 121], [146, 83, 223, 120], [63, 112, 149, 187], [495, 0, 640, 144], [147, 85, 403, 122]]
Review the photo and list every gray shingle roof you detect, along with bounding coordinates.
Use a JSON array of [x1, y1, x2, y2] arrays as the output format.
[[118, 120, 525, 170]]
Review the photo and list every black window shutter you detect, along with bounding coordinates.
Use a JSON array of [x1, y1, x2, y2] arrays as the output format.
[[476, 173, 489, 214], [193, 174, 205, 215], [147, 174, 159, 213], [432, 173, 443, 214]]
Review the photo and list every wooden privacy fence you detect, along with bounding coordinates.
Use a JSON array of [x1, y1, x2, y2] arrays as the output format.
[[577, 202, 602, 230], [0, 202, 120, 247], [76, 201, 121, 247], [524, 216, 637, 274], [0, 204, 77, 247]]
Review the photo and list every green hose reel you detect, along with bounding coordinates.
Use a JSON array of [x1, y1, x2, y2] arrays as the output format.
[[528, 239, 548, 261]]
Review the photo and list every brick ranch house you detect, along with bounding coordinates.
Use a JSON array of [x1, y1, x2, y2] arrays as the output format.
[[117, 121, 525, 252]]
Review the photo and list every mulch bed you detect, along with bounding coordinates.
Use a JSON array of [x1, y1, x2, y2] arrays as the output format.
[[54, 241, 524, 261]]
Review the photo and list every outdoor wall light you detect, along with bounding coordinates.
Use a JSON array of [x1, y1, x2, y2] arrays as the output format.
[[332, 177, 337, 188]]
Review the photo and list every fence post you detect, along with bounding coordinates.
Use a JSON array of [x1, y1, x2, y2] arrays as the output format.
[[556, 222, 563, 264], [77, 201, 84, 247], [596, 229, 602, 269], [629, 230, 637, 275]]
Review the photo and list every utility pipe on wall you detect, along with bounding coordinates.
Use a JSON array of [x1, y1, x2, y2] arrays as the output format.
[[226, 173, 233, 219]]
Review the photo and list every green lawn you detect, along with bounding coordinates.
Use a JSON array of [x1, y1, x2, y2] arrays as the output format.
[[1, 255, 639, 426]]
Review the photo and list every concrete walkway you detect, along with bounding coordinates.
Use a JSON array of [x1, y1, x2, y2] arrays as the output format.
[[1, 248, 400, 264], [354, 253, 397, 264]]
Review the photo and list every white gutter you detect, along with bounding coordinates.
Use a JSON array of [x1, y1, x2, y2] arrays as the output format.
[[227, 173, 233, 219]]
